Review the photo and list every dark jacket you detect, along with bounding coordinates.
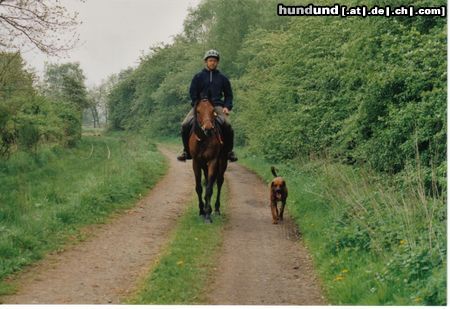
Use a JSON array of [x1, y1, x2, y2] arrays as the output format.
[[189, 68, 233, 110]]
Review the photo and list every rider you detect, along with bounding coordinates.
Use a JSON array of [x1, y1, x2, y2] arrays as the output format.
[[177, 49, 238, 162]]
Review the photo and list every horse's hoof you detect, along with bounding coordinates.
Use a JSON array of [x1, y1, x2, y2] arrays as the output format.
[[204, 215, 213, 224], [214, 210, 221, 216]]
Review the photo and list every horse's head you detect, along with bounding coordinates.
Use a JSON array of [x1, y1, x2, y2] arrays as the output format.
[[195, 98, 216, 137]]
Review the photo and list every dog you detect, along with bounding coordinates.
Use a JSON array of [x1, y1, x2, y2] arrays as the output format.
[[269, 166, 288, 224]]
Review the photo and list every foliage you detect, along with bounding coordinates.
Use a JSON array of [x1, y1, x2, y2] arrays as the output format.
[[233, 2, 446, 193], [42, 62, 89, 111], [0, 53, 88, 157]]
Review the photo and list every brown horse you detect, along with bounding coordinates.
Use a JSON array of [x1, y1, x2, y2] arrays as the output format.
[[189, 98, 228, 223]]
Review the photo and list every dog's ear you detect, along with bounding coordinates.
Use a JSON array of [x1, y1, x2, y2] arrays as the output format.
[[281, 180, 286, 187], [270, 181, 274, 188]]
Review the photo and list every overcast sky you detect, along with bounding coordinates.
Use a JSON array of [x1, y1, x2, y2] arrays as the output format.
[[22, 0, 201, 87]]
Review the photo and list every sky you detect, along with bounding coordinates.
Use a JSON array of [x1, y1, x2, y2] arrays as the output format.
[[22, 0, 201, 87]]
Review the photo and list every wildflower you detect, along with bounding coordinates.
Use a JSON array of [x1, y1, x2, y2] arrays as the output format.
[[399, 239, 407, 245], [341, 269, 349, 273], [177, 260, 184, 266], [334, 275, 344, 282], [414, 297, 422, 303]]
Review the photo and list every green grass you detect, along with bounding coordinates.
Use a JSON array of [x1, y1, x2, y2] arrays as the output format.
[[129, 187, 228, 304], [236, 147, 446, 306], [0, 131, 167, 294]]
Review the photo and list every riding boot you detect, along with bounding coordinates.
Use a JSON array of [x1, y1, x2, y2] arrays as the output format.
[[223, 125, 238, 162], [177, 125, 192, 161]]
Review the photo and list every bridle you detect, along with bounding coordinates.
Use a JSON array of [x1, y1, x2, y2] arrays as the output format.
[[193, 99, 222, 144]]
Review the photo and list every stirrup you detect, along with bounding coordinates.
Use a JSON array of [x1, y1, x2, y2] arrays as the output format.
[[228, 151, 238, 162], [177, 150, 191, 161]]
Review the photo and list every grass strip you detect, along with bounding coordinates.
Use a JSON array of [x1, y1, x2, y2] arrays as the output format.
[[129, 186, 228, 304]]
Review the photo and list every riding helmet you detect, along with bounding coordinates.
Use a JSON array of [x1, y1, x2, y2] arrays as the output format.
[[203, 49, 220, 61]]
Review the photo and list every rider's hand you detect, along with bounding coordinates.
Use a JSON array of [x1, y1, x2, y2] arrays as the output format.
[[223, 107, 230, 115]]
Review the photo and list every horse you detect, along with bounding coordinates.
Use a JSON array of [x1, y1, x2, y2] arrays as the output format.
[[189, 98, 228, 224]]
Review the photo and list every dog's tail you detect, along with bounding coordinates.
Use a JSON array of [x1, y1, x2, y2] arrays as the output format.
[[271, 166, 278, 177]]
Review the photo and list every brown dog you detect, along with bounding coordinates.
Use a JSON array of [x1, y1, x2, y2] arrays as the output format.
[[269, 166, 288, 224]]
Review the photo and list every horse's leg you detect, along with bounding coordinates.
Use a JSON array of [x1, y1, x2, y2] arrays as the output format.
[[204, 160, 218, 224], [193, 159, 205, 216], [203, 168, 208, 187], [214, 173, 224, 216], [215, 157, 228, 215]]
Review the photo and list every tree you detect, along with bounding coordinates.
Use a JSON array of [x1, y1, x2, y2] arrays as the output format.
[[43, 62, 89, 110], [0, 0, 82, 55], [0, 51, 34, 99], [0, 52, 35, 157], [86, 81, 114, 128], [42, 62, 89, 146]]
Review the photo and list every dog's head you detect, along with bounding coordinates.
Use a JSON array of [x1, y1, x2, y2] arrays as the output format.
[[271, 177, 286, 200]]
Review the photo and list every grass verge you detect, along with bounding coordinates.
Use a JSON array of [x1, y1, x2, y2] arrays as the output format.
[[0, 131, 167, 295], [236, 147, 446, 305], [129, 185, 228, 304]]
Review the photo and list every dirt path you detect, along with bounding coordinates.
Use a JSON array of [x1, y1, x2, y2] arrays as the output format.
[[2, 147, 326, 305], [2, 146, 193, 304], [207, 163, 326, 305]]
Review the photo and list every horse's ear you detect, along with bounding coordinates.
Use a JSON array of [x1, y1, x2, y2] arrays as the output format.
[[193, 100, 200, 114]]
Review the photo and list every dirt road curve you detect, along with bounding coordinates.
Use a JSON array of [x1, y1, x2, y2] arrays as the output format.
[[207, 163, 325, 305], [2, 146, 325, 305]]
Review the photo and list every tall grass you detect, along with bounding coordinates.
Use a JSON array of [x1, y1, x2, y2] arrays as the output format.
[[237, 147, 446, 305], [0, 131, 167, 294]]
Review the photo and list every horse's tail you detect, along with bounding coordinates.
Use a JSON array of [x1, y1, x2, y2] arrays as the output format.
[[271, 166, 278, 177]]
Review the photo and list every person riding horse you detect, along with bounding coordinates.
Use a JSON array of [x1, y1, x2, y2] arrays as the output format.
[[177, 49, 238, 162]]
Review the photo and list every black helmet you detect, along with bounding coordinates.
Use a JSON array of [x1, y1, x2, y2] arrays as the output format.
[[203, 49, 220, 61]]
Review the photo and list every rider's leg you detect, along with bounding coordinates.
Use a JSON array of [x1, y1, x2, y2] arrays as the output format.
[[177, 109, 194, 161], [214, 107, 238, 162]]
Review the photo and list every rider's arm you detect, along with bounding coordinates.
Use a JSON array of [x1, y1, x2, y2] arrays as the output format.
[[223, 77, 233, 111], [189, 74, 199, 106]]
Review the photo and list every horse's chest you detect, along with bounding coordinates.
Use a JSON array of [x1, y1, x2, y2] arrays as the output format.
[[196, 139, 221, 160], [200, 145, 220, 160]]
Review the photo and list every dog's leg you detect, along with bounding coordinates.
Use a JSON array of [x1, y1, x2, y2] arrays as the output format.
[[271, 201, 278, 224], [280, 199, 286, 221]]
